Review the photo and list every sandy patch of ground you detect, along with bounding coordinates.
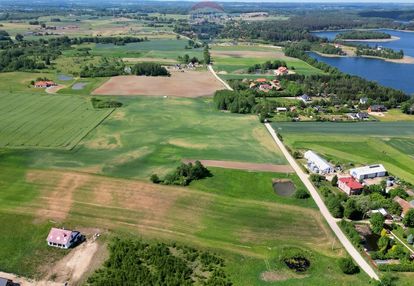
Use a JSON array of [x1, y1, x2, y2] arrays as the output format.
[[85, 133, 121, 150], [182, 159, 294, 173], [260, 271, 307, 282], [341, 35, 400, 42], [211, 50, 286, 59], [369, 111, 386, 117], [0, 272, 61, 286], [92, 71, 226, 97], [45, 85, 66, 94], [26, 171, 89, 222], [123, 57, 178, 63], [169, 139, 208, 149]]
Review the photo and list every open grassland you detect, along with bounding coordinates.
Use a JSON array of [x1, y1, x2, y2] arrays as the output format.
[[273, 121, 414, 184], [211, 45, 324, 79], [0, 164, 370, 285], [371, 109, 414, 122], [0, 93, 113, 150], [15, 97, 286, 179]]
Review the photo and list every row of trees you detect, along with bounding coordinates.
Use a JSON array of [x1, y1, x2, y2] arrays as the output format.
[[80, 58, 125, 77], [247, 60, 287, 74], [131, 62, 170, 76], [356, 47, 404, 60], [151, 161, 211, 186]]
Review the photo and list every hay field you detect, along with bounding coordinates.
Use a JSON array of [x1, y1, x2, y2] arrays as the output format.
[[0, 93, 113, 150], [92, 72, 226, 97]]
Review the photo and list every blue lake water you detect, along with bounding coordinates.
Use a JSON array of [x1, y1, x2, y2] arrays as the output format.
[[311, 29, 414, 94]]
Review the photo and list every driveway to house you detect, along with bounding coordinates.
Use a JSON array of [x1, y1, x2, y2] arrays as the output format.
[[207, 65, 233, 91], [264, 123, 379, 281]]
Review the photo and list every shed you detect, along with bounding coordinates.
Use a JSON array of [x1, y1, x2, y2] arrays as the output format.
[[350, 164, 387, 181], [304, 150, 334, 174]]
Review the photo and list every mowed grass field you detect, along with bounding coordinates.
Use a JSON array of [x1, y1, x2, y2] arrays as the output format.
[[211, 45, 324, 78], [0, 93, 113, 150], [273, 121, 414, 184]]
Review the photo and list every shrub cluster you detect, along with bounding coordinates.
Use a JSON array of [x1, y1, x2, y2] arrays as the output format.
[[151, 161, 211, 186]]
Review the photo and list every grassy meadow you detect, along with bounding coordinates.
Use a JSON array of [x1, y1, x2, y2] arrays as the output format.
[[273, 121, 414, 184]]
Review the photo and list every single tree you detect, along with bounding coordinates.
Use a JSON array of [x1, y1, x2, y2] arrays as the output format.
[[403, 209, 414, 227], [331, 175, 338, 187], [370, 213, 385, 234]]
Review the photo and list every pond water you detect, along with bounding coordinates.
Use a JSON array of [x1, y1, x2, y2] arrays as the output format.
[[58, 74, 73, 81], [273, 180, 296, 197], [311, 29, 414, 94], [72, 83, 87, 90]]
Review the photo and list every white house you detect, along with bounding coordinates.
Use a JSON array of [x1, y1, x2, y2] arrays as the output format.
[[304, 150, 334, 174], [350, 164, 387, 181], [46, 228, 82, 249]]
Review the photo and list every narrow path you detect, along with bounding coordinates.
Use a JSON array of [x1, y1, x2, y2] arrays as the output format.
[[182, 159, 294, 173], [264, 123, 380, 281], [207, 64, 233, 91], [390, 231, 414, 254]]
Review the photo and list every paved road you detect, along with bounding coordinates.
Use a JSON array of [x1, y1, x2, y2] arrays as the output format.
[[207, 64, 234, 91], [264, 123, 380, 281]]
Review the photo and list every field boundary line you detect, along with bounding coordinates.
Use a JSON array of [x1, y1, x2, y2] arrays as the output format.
[[208, 64, 234, 91], [264, 123, 380, 281], [182, 159, 294, 173]]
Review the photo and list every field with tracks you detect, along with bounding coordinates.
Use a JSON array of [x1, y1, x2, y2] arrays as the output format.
[[273, 121, 414, 184], [0, 94, 113, 150]]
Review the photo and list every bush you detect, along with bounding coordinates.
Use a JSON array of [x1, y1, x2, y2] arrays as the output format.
[[331, 175, 338, 187], [378, 263, 414, 272], [370, 213, 385, 234], [151, 161, 212, 186], [91, 98, 122, 109], [403, 209, 414, 227], [294, 188, 310, 199], [338, 257, 359, 274], [310, 174, 325, 183], [150, 174, 160, 184], [339, 220, 362, 246]]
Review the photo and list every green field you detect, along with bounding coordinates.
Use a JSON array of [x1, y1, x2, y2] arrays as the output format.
[[0, 93, 113, 150], [273, 121, 414, 184]]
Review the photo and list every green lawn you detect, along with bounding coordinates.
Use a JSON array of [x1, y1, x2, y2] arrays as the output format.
[[0, 93, 113, 150], [273, 121, 414, 184]]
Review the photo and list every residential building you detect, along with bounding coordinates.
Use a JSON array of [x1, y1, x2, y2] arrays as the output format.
[[34, 81, 57, 88], [300, 94, 312, 104], [46, 228, 82, 249], [393, 196, 413, 217], [368, 105, 387, 113], [356, 112, 369, 120], [338, 177, 364, 195], [259, 84, 272, 92], [274, 66, 289, 76], [304, 150, 334, 174], [359, 97, 369, 105], [350, 164, 387, 181], [255, 78, 268, 83]]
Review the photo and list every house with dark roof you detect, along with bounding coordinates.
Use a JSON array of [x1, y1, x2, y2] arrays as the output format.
[[356, 112, 369, 120], [368, 105, 387, 113], [300, 94, 311, 104]]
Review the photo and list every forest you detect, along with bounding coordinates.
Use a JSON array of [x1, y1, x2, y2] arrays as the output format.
[[87, 238, 232, 286], [131, 62, 170, 77], [355, 46, 404, 60], [336, 31, 392, 40]]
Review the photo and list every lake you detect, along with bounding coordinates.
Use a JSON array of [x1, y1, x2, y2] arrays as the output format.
[[311, 29, 414, 94]]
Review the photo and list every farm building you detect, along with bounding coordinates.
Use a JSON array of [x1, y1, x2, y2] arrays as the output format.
[[393, 196, 413, 217], [338, 177, 364, 195], [304, 150, 334, 174], [34, 81, 57, 88], [274, 66, 289, 76], [368, 105, 387, 113], [46, 227, 82, 249], [350, 164, 387, 181]]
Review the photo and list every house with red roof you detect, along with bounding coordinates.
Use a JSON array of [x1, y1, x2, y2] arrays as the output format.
[[46, 227, 82, 249], [34, 81, 57, 88], [274, 66, 289, 76], [393, 196, 413, 218], [255, 78, 268, 83], [338, 177, 364, 196]]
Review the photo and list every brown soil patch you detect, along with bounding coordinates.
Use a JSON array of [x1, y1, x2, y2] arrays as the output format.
[[211, 50, 286, 59], [123, 57, 178, 64], [260, 271, 307, 282], [92, 71, 226, 97], [46, 85, 66, 94], [26, 171, 89, 222], [183, 159, 294, 173]]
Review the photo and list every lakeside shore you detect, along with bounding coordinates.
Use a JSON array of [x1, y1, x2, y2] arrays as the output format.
[[313, 50, 414, 64], [339, 36, 400, 42]]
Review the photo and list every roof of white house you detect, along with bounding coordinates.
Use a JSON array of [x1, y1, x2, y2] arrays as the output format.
[[350, 164, 387, 176], [304, 150, 333, 171], [372, 208, 388, 216], [47, 228, 74, 245]]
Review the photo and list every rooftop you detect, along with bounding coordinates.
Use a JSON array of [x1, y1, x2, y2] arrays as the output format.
[[350, 164, 387, 176], [47, 227, 74, 245], [339, 177, 364, 190]]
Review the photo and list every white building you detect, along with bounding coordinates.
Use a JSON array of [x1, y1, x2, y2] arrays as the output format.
[[350, 164, 387, 181], [304, 150, 334, 174], [46, 228, 82, 249]]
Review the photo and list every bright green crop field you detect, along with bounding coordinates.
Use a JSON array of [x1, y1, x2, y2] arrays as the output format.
[[273, 121, 414, 184], [0, 93, 113, 150]]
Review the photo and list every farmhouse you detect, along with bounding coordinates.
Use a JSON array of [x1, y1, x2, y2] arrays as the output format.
[[338, 177, 364, 195], [393, 196, 413, 217], [357, 112, 369, 120], [304, 150, 334, 174], [274, 66, 289, 76], [350, 164, 387, 181], [368, 105, 387, 113], [46, 227, 82, 249], [34, 81, 57, 88]]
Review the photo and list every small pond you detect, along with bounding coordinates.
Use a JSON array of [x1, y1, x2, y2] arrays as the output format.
[[58, 74, 73, 81], [273, 179, 296, 197], [72, 83, 87, 90]]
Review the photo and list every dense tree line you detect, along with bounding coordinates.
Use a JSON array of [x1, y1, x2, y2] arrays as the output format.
[[247, 60, 286, 73], [336, 31, 391, 40], [356, 46, 404, 60], [80, 58, 125, 77], [131, 62, 170, 76], [87, 238, 232, 286], [91, 98, 123, 109], [151, 161, 211, 186]]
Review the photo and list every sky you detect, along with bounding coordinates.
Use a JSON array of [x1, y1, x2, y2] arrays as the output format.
[[159, 0, 414, 2]]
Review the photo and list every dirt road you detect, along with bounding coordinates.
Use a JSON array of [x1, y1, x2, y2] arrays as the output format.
[[183, 159, 294, 173], [208, 65, 233, 91], [264, 123, 379, 281]]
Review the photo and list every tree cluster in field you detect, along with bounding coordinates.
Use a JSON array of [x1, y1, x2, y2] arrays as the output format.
[[356, 46, 404, 60], [401, 99, 414, 115], [312, 43, 345, 55], [131, 62, 170, 76], [186, 39, 202, 49], [91, 98, 123, 109], [151, 161, 212, 186], [247, 60, 287, 74], [336, 31, 392, 40], [203, 45, 211, 65], [80, 58, 125, 77], [87, 238, 232, 286], [177, 54, 200, 64]]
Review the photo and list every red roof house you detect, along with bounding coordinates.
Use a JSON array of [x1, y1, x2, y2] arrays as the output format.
[[255, 78, 268, 83], [34, 81, 57, 88], [338, 177, 364, 196], [274, 66, 289, 76], [46, 228, 81, 249], [393, 196, 413, 217]]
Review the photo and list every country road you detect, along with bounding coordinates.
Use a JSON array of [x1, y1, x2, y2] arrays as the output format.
[[264, 123, 380, 281], [207, 64, 234, 91]]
